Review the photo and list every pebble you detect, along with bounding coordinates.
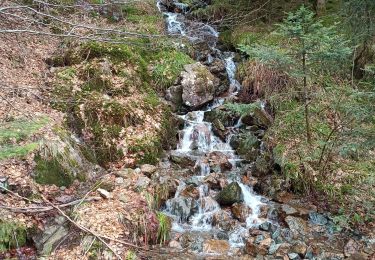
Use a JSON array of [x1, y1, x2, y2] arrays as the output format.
[[115, 177, 124, 184], [97, 188, 112, 199]]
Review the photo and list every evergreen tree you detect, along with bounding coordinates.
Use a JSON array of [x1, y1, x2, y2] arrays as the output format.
[[239, 6, 351, 145]]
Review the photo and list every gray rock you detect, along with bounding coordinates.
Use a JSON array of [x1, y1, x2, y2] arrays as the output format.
[[259, 221, 272, 232], [135, 176, 151, 190], [115, 177, 124, 184], [140, 164, 157, 177], [166, 197, 198, 222], [215, 182, 243, 206], [309, 212, 328, 225], [165, 85, 183, 107], [285, 216, 308, 237], [97, 188, 112, 199], [181, 63, 219, 109], [268, 243, 281, 255], [33, 216, 69, 256], [288, 252, 301, 260]]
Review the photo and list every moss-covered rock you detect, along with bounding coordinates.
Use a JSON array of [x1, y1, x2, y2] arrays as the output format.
[[236, 132, 260, 161], [34, 128, 96, 187], [216, 182, 243, 206]]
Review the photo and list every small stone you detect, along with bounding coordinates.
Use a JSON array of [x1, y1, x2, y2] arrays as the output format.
[[119, 195, 127, 203], [281, 204, 298, 215], [115, 177, 124, 184], [269, 243, 281, 255], [60, 186, 66, 191], [140, 164, 157, 177], [134, 168, 141, 174], [285, 216, 308, 236], [135, 176, 151, 190], [259, 221, 272, 231], [231, 203, 252, 222], [291, 241, 307, 256], [55, 195, 73, 203], [169, 240, 182, 249], [203, 239, 230, 254], [114, 168, 134, 178], [288, 252, 301, 260], [259, 238, 273, 248], [97, 188, 112, 199]]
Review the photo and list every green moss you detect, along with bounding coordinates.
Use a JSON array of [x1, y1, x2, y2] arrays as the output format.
[[57, 67, 77, 81], [151, 50, 194, 91], [0, 117, 49, 145], [0, 143, 39, 161], [129, 136, 161, 165], [34, 155, 74, 187], [0, 220, 27, 252], [143, 92, 160, 108]]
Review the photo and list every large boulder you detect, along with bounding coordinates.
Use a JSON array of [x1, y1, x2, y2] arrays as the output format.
[[165, 197, 198, 222], [236, 132, 260, 161], [165, 85, 183, 107], [206, 151, 232, 172], [181, 63, 220, 109], [204, 107, 240, 127], [215, 182, 243, 206], [242, 107, 273, 129]]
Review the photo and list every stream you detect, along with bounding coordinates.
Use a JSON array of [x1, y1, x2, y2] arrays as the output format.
[[150, 1, 373, 259], [156, 0, 268, 255]]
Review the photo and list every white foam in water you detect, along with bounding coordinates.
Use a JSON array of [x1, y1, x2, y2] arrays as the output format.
[[157, 0, 268, 250], [239, 182, 265, 227]]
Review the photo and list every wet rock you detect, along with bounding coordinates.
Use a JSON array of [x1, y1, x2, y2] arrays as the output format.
[[291, 241, 307, 256], [208, 58, 226, 74], [170, 151, 195, 167], [204, 172, 226, 190], [215, 182, 243, 206], [259, 205, 270, 218], [181, 63, 220, 109], [33, 216, 69, 256], [140, 164, 157, 177], [207, 151, 232, 172], [231, 203, 252, 222], [285, 216, 308, 237], [204, 107, 240, 127], [165, 85, 183, 107], [166, 197, 198, 222], [275, 243, 292, 258], [203, 239, 230, 254], [242, 107, 273, 129], [236, 132, 260, 161], [190, 124, 211, 150], [253, 156, 271, 177], [211, 119, 227, 141], [212, 210, 236, 231], [185, 176, 201, 187], [281, 204, 298, 216], [259, 221, 272, 232], [288, 252, 301, 260], [269, 243, 281, 255], [180, 184, 200, 199], [246, 240, 268, 256]]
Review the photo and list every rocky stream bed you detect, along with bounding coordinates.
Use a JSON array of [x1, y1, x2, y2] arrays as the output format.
[[140, 0, 375, 259]]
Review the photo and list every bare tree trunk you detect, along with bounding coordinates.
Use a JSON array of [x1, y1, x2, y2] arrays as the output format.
[[315, 0, 326, 16], [302, 51, 312, 145]]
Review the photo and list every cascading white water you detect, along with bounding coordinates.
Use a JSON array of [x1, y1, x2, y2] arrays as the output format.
[[157, 0, 267, 251]]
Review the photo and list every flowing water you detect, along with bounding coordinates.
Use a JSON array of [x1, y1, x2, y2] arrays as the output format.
[[157, 0, 266, 254]]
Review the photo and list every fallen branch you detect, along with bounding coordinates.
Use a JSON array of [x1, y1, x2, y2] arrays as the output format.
[[40, 194, 145, 259], [0, 197, 100, 213]]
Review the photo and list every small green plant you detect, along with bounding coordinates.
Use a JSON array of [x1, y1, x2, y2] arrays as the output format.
[[126, 250, 137, 260], [0, 220, 27, 252], [156, 212, 171, 245]]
